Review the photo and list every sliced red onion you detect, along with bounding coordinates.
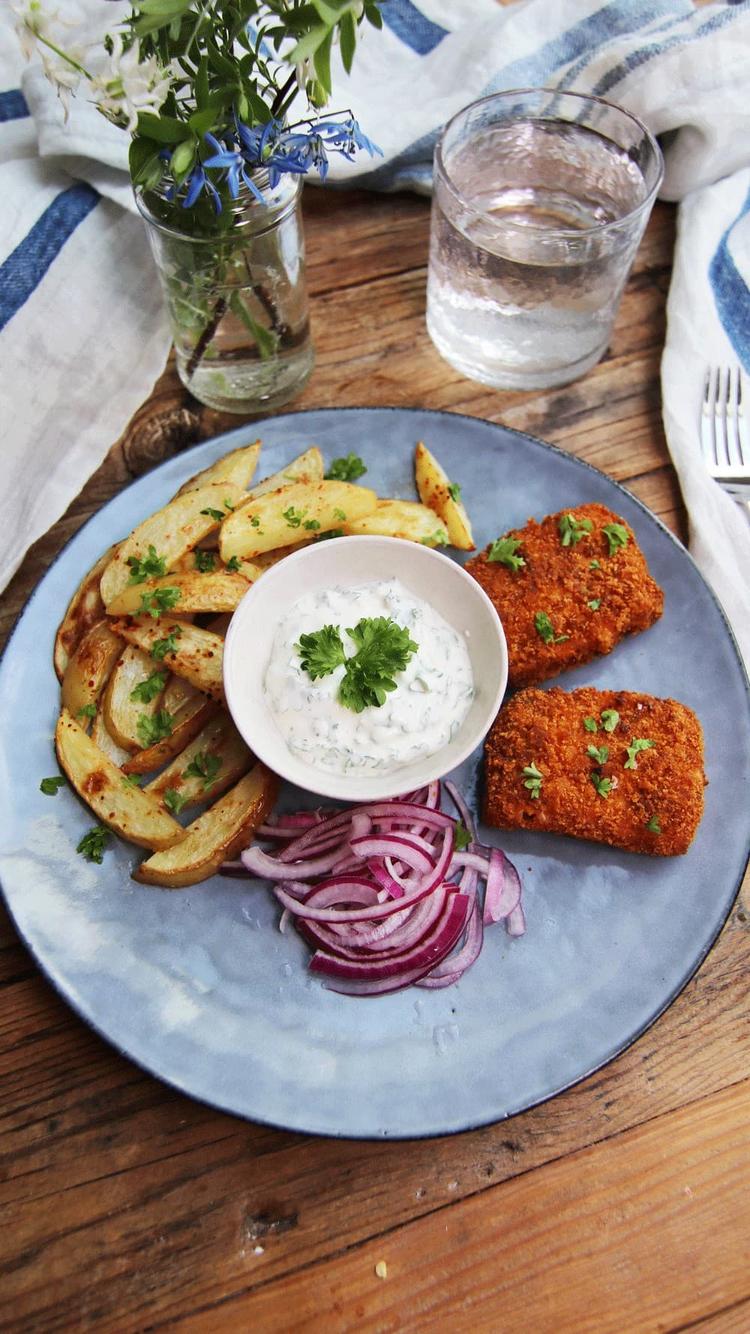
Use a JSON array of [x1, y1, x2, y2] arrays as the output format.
[[310, 893, 470, 982], [505, 903, 527, 937], [350, 833, 436, 875], [241, 843, 347, 881], [444, 778, 476, 842], [483, 847, 522, 925], [418, 894, 484, 987]]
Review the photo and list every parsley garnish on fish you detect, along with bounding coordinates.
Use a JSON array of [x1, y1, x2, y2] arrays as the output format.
[[583, 716, 598, 733], [603, 522, 629, 556], [587, 744, 609, 765], [534, 611, 568, 644], [522, 762, 543, 799], [487, 535, 525, 571], [127, 545, 166, 584], [624, 737, 655, 769], [559, 512, 593, 547], [590, 773, 613, 798], [645, 815, 662, 834], [600, 709, 620, 733], [587, 598, 601, 611], [324, 453, 367, 482]]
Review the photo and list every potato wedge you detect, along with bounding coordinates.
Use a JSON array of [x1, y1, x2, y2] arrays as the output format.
[[60, 619, 123, 721], [103, 645, 166, 750], [111, 618, 226, 703], [54, 546, 115, 682], [414, 441, 475, 551], [244, 542, 313, 573], [99, 482, 246, 607], [243, 446, 323, 501], [121, 693, 218, 776], [344, 499, 449, 547], [161, 674, 202, 715], [91, 707, 132, 767], [220, 481, 378, 560], [106, 571, 251, 618], [174, 441, 260, 497], [55, 709, 185, 851], [145, 712, 251, 811], [134, 763, 278, 887]]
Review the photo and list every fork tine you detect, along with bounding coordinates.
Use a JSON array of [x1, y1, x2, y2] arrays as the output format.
[[735, 366, 749, 470], [724, 365, 742, 469], [717, 366, 732, 468], [701, 366, 719, 469]]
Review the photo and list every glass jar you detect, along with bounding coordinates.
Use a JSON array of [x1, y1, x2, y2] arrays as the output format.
[[136, 172, 314, 414]]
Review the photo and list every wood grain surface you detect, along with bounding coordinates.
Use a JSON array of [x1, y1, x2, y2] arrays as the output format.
[[1, 187, 748, 1333]]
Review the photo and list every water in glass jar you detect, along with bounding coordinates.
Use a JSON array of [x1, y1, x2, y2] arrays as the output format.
[[426, 119, 650, 389]]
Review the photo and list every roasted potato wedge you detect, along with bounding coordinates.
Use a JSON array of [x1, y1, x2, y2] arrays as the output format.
[[111, 618, 226, 702], [220, 480, 378, 560], [134, 763, 278, 887], [106, 571, 251, 618], [174, 441, 260, 497], [161, 674, 201, 715], [243, 446, 324, 501], [60, 619, 123, 721], [103, 645, 166, 750], [145, 712, 251, 811], [414, 441, 475, 551], [243, 542, 313, 573], [99, 482, 246, 607], [54, 546, 115, 682], [345, 499, 449, 547], [55, 709, 186, 850], [91, 706, 132, 767], [121, 693, 218, 776]]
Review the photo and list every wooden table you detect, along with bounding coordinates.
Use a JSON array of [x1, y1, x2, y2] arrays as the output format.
[[2, 187, 749, 1333]]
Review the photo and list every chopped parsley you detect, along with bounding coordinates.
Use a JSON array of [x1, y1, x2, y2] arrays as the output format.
[[183, 750, 222, 790], [421, 528, 449, 547], [138, 586, 181, 619], [559, 512, 593, 547], [624, 737, 655, 770], [249, 515, 262, 529], [76, 703, 97, 720], [194, 549, 216, 573], [447, 481, 462, 502], [316, 528, 344, 542], [297, 617, 419, 714], [453, 820, 471, 851], [645, 815, 662, 834], [163, 787, 188, 815], [590, 773, 613, 798], [583, 716, 598, 733], [225, 555, 241, 572], [303, 518, 321, 531], [200, 507, 226, 522], [534, 611, 568, 645], [600, 709, 620, 733], [223, 497, 235, 512], [522, 762, 543, 799], [324, 453, 367, 482], [130, 669, 167, 704], [283, 505, 307, 529], [587, 744, 609, 766], [40, 775, 65, 795], [151, 627, 182, 660], [603, 522, 629, 556], [333, 508, 347, 521], [121, 773, 141, 788], [127, 545, 166, 585], [77, 825, 109, 863], [487, 535, 525, 571], [136, 709, 174, 748], [589, 559, 601, 570], [587, 598, 601, 611]]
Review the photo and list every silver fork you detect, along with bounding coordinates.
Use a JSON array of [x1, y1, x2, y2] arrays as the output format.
[[701, 365, 750, 497]]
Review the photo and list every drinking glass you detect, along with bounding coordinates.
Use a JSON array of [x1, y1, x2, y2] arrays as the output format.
[[426, 89, 664, 390]]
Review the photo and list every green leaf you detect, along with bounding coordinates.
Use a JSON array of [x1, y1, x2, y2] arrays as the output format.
[[534, 611, 568, 645], [164, 787, 188, 815], [40, 776, 65, 796], [645, 815, 661, 834], [522, 762, 543, 799], [170, 138, 196, 182], [559, 512, 593, 547], [77, 703, 97, 720], [136, 112, 191, 145], [130, 670, 168, 704], [339, 10, 357, 73], [602, 522, 629, 556], [453, 820, 471, 851], [624, 738, 655, 770], [587, 743, 609, 766], [324, 453, 367, 482], [313, 27, 334, 93], [590, 773, 613, 799], [583, 716, 598, 733], [127, 545, 167, 584], [487, 535, 524, 571], [297, 624, 346, 680], [183, 750, 223, 790], [338, 617, 419, 713], [194, 549, 216, 572], [600, 709, 620, 733], [151, 628, 182, 661], [129, 137, 164, 190], [195, 55, 210, 109], [138, 586, 182, 618], [364, 2, 384, 29], [77, 825, 110, 864], [288, 22, 331, 65], [137, 709, 174, 748]]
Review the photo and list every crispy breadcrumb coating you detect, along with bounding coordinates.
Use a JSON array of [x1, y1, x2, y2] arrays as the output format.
[[483, 686, 706, 856], [467, 503, 663, 688]]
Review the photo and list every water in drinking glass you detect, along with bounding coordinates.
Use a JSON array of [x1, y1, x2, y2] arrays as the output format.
[[426, 96, 662, 391]]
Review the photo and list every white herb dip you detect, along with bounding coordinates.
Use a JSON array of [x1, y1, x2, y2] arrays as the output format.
[[264, 578, 474, 776]]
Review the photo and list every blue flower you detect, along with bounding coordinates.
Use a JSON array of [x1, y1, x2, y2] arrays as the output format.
[[202, 132, 265, 202], [182, 164, 222, 213]]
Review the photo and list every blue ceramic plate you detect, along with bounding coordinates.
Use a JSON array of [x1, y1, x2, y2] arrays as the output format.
[[1, 408, 748, 1139]]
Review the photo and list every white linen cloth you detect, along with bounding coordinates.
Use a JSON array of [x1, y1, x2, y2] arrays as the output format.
[[0, 0, 748, 668]]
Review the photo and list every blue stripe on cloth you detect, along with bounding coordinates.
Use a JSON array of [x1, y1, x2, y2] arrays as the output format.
[[557, 5, 692, 92], [709, 184, 750, 372], [0, 89, 30, 122], [381, 0, 447, 54], [592, 3, 743, 97], [0, 182, 99, 333]]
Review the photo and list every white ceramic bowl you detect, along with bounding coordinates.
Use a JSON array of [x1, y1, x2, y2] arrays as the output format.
[[223, 536, 508, 803]]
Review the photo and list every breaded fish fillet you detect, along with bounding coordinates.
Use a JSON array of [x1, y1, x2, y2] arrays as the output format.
[[483, 686, 706, 856], [467, 503, 663, 688]]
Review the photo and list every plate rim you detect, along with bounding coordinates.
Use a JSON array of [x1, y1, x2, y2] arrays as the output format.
[[2, 404, 749, 1141]]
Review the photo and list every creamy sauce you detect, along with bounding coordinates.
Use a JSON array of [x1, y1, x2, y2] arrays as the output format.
[[264, 579, 474, 776]]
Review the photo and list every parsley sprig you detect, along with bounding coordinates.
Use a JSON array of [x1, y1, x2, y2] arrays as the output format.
[[324, 454, 367, 482], [130, 670, 167, 704], [559, 512, 593, 547], [40, 775, 65, 796], [136, 709, 174, 748], [624, 738, 655, 770], [77, 825, 109, 863], [194, 549, 216, 573], [139, 586, 181, 619], [127, 545, 166, 585], [522, 762, 543, 799], [296, 617, 419, 714], [183, 750, 223, 790], [487, 535, 525, 571], [534, 611, 568, 645], [151, 627, 182, 660], [603, 522, 629, 556]]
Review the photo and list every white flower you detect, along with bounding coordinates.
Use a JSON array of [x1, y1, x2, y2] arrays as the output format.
[[90, 33, 173, 134], [41, 43, 86, 120], [13, 0, 58, 60]]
